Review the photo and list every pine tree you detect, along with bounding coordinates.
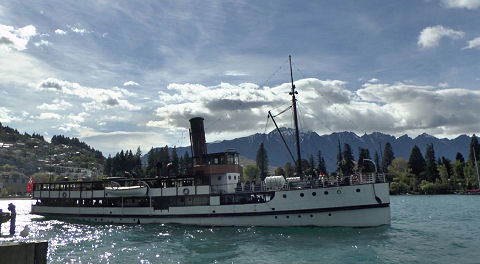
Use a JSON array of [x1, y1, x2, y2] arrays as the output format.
[[284, 162, 294, 178], [274, 166, 285, 176], [171, 147, 179, 177], [424, 144, 439, 182], [358, 148, 373, 173], [408, 145, 426, 178], [343, 143, 355, 175], [382, 142, 395, 173], [468, 134, 480, 165], [317, 151, 327, 175], [256, 143, 269, 181]]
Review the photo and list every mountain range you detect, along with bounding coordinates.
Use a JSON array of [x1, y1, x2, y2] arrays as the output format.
[[145, 128, 474, 172]]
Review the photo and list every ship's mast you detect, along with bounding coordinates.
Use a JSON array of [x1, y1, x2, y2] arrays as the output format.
[[289, 55, 303, 179]]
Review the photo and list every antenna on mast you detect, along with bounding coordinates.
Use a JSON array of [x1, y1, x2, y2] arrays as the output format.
[[289, 55, 303, 179]]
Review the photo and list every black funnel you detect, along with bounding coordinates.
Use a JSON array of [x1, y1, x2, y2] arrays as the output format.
[[189, 117, 207, 164]]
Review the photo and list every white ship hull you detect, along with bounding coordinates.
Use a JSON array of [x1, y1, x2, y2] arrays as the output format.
[[31, 183, 390, 227]]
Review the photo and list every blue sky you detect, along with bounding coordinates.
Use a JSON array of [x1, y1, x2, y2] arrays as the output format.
[[1, 0, 480, 156]]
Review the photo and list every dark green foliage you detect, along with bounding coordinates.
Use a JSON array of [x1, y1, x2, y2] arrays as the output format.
[[357, 148, 374, 173], [274, 166, 285, 176], [408, 145, 426, 178], [284, 162, 294, 178], [178, 152, 192, 176], [441, 157, 453, 179], [256, 143, 269, 180], [303, 154, 315, 176], [316, 151, 327, 175], [146, 146, 171, 177], [51, 135, 103, 159], [456, 152, 465, 162], [106, 148, 142, 178], [382, 142, 394, 173], [295, 159, 310, 177], [424, 144, 439, 182], [468, 134, 480, 165], [342, 143, 355, 175], [171, 147, 179, 177]]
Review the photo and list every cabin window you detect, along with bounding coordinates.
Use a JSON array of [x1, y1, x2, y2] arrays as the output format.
[[228, 175, 231, 180], [214, 158, 218, 164], [218, 176, 222, 181]]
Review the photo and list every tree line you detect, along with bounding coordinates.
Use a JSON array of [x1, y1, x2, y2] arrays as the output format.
[[251, 135, 479, 194], [104, 146, 192, 178]]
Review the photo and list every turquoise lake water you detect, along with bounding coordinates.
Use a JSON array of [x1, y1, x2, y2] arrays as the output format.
[[1, 195, 479, 263]]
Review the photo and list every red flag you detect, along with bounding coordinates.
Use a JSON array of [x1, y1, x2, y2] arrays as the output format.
[[26, 177, 35, 194]]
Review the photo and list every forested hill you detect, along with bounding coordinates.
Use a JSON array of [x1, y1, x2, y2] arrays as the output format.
[[0, 122, 104, 176], [144, 128, 473, 172]]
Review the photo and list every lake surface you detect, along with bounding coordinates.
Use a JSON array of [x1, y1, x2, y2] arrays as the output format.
[[1, 195, 479, 264]]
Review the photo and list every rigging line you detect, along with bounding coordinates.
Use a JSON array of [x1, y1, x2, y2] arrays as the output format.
[[257, 57, 290, 89], [292, 62, 309, 80], [271, 105, 292, 118], [296, 101, 335, 134]]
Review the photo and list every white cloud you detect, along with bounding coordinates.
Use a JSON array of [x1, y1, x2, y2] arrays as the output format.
[[418, 25, 464, 48], [35, 78, 141, 111], [38, 112, 61, 120], [54, 29, 67, 35], [357, 82, 480, 136], [148, 78, 480, 140], [438, 82, 449, 88], [442, 0, 480, 9], [123, 81, 140, 86], [0, 107, 19, 123], [37, 99, 72, 111], [463, 37, 480, 49], [67, 25, 92, 35], [224, 70, 248, 76], [0, 51, 53, 85], [0, 24, 36, 51], [34, 40, 49, 47]]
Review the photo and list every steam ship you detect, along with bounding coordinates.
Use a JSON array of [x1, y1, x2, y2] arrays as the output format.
[[31, 57, 390, 227]]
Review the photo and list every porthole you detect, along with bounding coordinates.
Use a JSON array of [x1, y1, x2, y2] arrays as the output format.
[[286, 215, 289, 219], [324, 191, 328, 195], [283, 194, 287, 198], [328, 213, 332, 216], [312, 192, 317, 196], [356, 188, 360, 192], [300, 193, 304, 197], [310, 214, 313, 218], [298, 215, 301, 218], [275, 216, 278, 219], [212, 210, 216, 213], [271, 208, 275, 211]]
